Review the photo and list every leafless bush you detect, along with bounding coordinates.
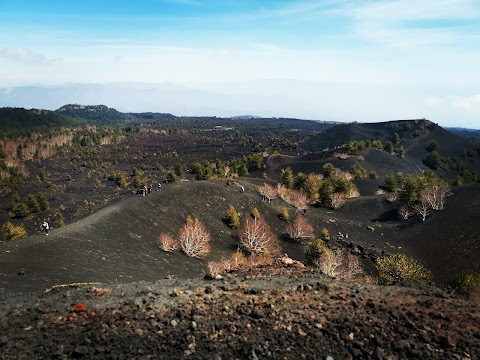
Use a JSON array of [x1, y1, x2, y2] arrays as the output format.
[[330, 192, 347, 209], [276, 184, 309, 210], [315, 249, 343, 277], [257, 183, 278, 203], [385, 192, 398, 203], [333, 152, 351, 160], [179, 218, 211, 258], [239, 216, 280, 255], [207, 261, 226, 277], [375, 189, 386, 195], [315, 249, 365, 280], [414, 198, 430, 222], [420, 184, 450, 211], [342, 253, 365, 281], [285, 216, 315, 241], [158, 233, 179, 252], [398, 205, 413, 220]]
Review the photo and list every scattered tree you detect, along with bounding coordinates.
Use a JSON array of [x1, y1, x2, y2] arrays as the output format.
[[158, 233, 180, 252], [224, 205, 240, 229], [285, 216, 315, 242], [304, 239, 330, 266], [281, 167, 294, 188], [239, 216, 280, 255], [178, 218, 211, 258]]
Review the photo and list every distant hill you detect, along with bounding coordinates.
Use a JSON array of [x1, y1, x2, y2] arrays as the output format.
[[56, 104, 129, 124], [301, 119, 434, 151], [0, 107, 85, 135]]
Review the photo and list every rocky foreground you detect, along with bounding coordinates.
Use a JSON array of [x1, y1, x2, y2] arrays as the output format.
[[0, 267, 479, 359]]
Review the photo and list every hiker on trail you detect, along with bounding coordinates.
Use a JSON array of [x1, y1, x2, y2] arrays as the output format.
[[149, 184, 153, 194], [143, 185, 147, 197], [240, 185, 245, 193], [132, 188, 137, 195], [41, 221, 49, 236], [157, 182, 162, 191]]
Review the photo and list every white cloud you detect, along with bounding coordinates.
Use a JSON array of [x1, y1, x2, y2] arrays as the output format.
[[423, 94, 480, 110], [424, 97, 445, 106], [0, 47, 48, 64], [334, 0, 480, 47], [452, 94, 480, 109]]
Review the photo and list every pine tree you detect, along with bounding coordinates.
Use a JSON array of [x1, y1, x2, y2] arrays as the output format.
[[225, 205, 240, 229]]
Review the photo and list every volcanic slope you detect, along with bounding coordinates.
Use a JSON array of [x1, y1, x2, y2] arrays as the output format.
[[0, 179, 317, 293], [300, 119, 480, 178]]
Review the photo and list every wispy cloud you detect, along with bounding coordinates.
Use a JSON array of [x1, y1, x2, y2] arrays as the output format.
[[424, 94, 480, 109], [452, 94, 480, 109], [0, 47, 49, 64], [333, 0, 480, 47]]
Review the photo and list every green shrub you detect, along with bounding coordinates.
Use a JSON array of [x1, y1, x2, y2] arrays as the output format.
[[449, 271, 480, 303], [224, 205, 240, 229], [304, 239, 331, 266], [1, 221, 28, 241], [375, 253, 432, 283], [278, 207, 290, 222], [321, 227, 330, 240]]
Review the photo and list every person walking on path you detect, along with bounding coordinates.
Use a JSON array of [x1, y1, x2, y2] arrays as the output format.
[[41, 220, 49, 236]]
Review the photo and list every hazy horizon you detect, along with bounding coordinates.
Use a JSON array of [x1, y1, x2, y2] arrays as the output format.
[[1, 0, 480, 128]]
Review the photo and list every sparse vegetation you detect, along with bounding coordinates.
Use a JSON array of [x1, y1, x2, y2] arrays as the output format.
[[224, 205, 240, 229], [448, 271, 480, 303], [1, 221, 28, 241], [375, 253, 432, 284], [239, 216, 280, 255], [178, 218, 211, 258], [285, 216, 314, 242]]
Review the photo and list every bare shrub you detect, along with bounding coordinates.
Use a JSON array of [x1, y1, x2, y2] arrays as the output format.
[[421, 184, 450, 211], [285, 216, 315, 242], [288, 190, 309, 211], [178, 218, 211, 258], [333, 152, 351, 160], [276, 183, 289, 201], [239, 216, 280, 255], [385, 192, 398, 203], [342, 253, 365, 281], [276, 184, 309, 211], [207, 261, 226, 277], [375, 189, 386, 196], [315, 249, 343, 277], [414, 198, 430, 222], [158, 233, 179, 252], [398, 205, 412, 220], [330, 192, 347, 209], [226, 249, 249, 271], [257, 183, 278, 203]]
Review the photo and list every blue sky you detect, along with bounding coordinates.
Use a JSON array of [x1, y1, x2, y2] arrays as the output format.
[[1, 0, 480, 128]]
